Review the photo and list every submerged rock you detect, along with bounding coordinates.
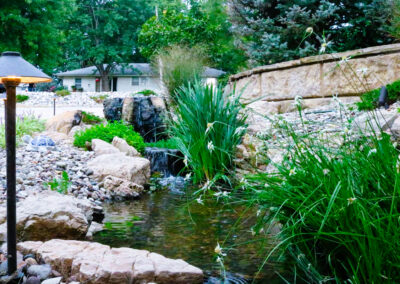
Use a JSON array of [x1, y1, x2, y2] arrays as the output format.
[[18, 239, 204, 284]]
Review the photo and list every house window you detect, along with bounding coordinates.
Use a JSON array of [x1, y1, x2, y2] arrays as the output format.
[[132, 77, 139, 86], [140, 77, 148, 86], [75, 78, 82, 89]]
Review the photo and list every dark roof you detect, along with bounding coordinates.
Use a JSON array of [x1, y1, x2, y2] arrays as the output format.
[[56, 63, 225, 78]]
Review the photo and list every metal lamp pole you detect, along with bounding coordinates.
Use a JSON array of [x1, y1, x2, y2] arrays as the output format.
[[2, 78, 19, 274], [0, 51, 51, 276]]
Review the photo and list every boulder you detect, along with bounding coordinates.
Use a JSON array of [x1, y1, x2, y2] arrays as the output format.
[[100, 175, 144, 199], [351, 109, 400, 134], [17, 240, 204, 284], [0, 191, 100, 241], [87, 153, 150, 186], [112, 136, 140, 157], [45, 110, 82, 134], [39, 131, 70, 143], [91, 139, 120, 156], [68, 124, 90, 138]]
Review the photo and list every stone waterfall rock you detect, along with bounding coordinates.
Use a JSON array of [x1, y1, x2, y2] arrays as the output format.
[[87, 153, 150, 187], [144, 147, 184, 176], [0, 191, 102, 241], [17, 239, 204, 284], [103, 98, 123, 122], [45, 110, 82, 134], [120, 96, 167, 142]]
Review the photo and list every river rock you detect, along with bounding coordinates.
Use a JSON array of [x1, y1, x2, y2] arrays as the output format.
[[91, 139, 120, 156], [87, 153, 150, 186], [17, 240, 204, 284], [41, 277, 62, 284], [0, 191, 99, 241], [112, 136, 140, 157], [27, 264, 52, 280], [45, 110, 82, 134], [101, 176, 144, 199]]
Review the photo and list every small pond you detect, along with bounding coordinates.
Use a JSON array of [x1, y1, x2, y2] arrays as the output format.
[[94, 181, 285, 283]]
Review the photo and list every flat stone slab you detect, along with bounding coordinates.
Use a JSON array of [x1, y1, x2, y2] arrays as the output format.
[[17, 239, 203, 284]]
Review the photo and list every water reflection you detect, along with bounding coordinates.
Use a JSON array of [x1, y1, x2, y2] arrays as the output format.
[[94, 188, 284, 283]]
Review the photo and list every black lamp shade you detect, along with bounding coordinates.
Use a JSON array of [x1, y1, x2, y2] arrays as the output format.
[[0, 51, 52, 84]]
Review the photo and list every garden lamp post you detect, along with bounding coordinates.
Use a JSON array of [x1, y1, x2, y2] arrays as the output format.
[[0, 52, 51, 275]]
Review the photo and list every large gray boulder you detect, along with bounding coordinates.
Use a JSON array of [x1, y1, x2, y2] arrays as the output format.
[[0, 191, 99, 241], [18, 240, 204, 284]]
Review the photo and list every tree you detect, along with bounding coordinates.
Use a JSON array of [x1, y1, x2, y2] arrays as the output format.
[[228, 0, 393, 67], [138, 0, 247, 74], [65, 0, 155, 91], [0, 0, 75, 74]]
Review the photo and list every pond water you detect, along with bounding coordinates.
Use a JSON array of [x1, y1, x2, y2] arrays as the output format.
[[93, 181, 285, 283]]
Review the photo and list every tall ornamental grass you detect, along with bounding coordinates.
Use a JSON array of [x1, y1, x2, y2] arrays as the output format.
[[0, 115, 45, 148], [153, 45, 205, 102], [245, 115, 400, 283], [170, 81, 247, 183]]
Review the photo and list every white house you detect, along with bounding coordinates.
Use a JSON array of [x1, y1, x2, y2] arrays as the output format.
[[56, 63, 225, 93]]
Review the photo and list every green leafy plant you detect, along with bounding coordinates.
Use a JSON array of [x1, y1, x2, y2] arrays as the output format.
[[135, 89, 157, 96], [44, 171, 70, 194], [169, 81, 247, 183], [73, 121, 145, 153], [0, 116, 45, 148], [152, 45, 206, 101], [90, 94, 109, 104], [145, 138, 179, 149], [55, 89, 71, 97], [82, 111, 103, 125], [16, 94, 29, 103], [356, 80, 400, 110], [243, 111, 400, 283]]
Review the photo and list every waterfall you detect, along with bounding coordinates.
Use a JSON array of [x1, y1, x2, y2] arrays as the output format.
[[144, 147, 184, 177]]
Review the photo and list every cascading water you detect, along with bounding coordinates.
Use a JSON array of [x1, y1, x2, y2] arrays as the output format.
[[144, 147, 184, 176]]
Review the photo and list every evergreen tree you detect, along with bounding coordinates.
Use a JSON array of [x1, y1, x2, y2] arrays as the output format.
[[228, 0, 393, 66]]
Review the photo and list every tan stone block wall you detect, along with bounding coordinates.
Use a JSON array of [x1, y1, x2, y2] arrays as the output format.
[[230, 43, 400, 103]]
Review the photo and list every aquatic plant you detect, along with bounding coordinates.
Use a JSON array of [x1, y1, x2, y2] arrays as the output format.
[[73, 121, 145, 153], [243, 105, 400, 283], [169, 80, 247, 183]]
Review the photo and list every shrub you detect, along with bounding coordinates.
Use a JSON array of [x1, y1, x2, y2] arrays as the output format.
[[82, 111, 103, 125], [169, 81, 247, 183], [145, 138, 179, 149], [152, 45, 206, 102], [16, 94, 29, 103], [55, 89, 71, 97], [136, 89, 157, 96], [90, 94, 109, 104], [0, 116, 45, 148], [73, 121, 145, 153], [244, 115, 400, 283], [356, 79, 400, 110]]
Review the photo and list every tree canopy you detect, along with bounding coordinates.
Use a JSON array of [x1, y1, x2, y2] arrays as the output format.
[[64, 0, 155, 91], [228, 0, 394, 66], [0, 0, 75, 74], [138, 0, 247, 74]]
